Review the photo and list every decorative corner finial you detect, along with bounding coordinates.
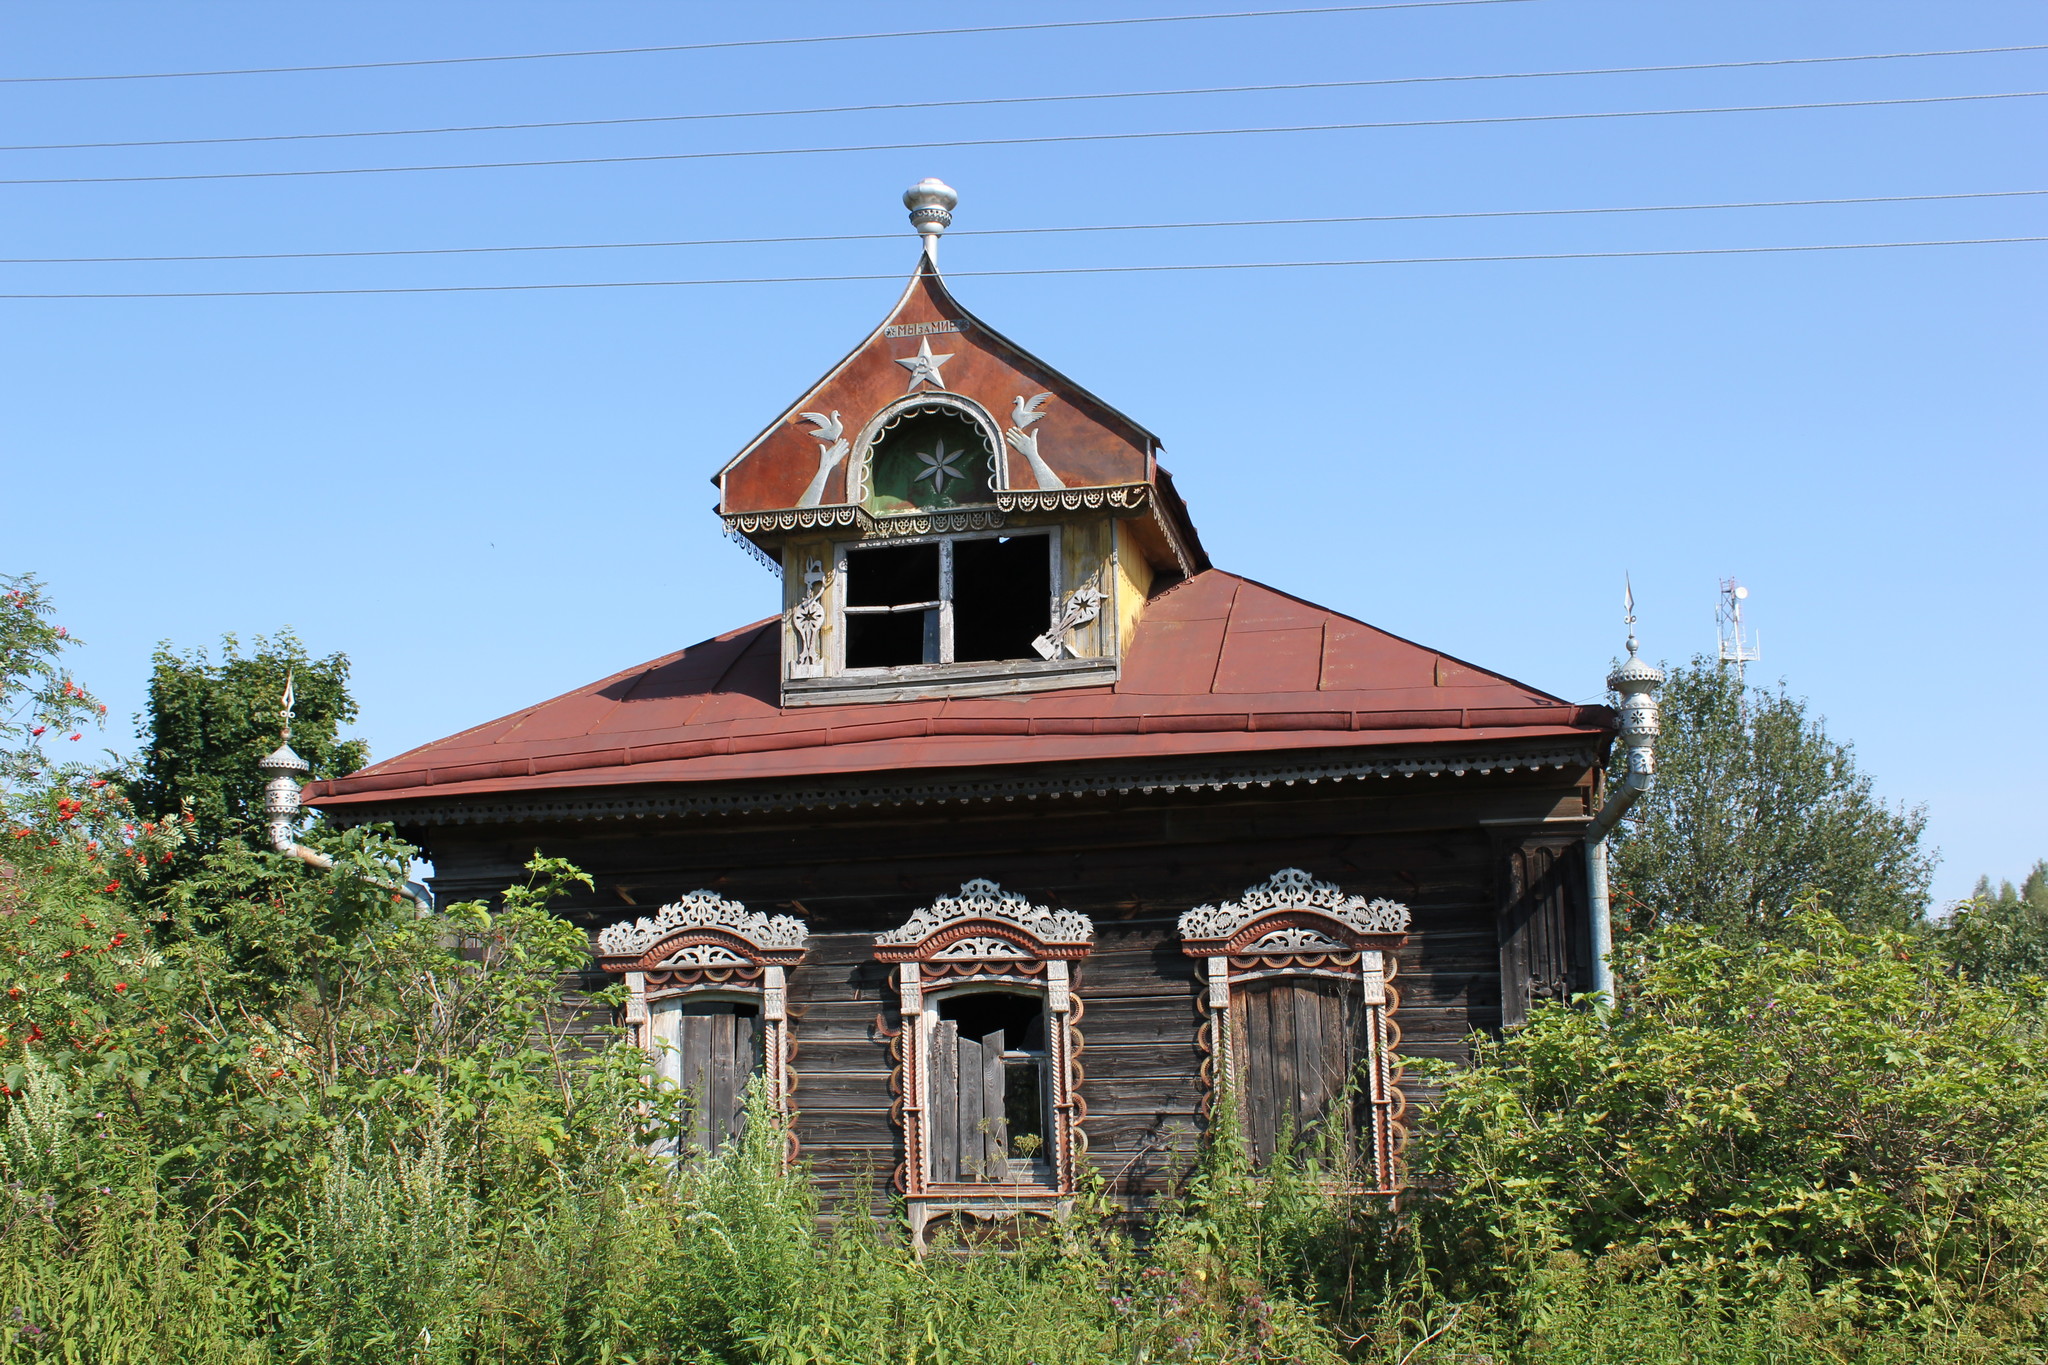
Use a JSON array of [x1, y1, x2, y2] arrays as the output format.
[[903, 178, 957, 262], [279, 667, 296, 742]]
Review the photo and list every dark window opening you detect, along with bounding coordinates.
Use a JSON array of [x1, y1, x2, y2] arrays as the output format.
[[929, 991, 1051, 1178], [953, 535, 1052, 663], [845, 543, 938, 607], [844, 542, 940, 668]]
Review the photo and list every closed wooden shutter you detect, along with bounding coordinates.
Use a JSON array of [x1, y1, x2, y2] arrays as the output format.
[[1232, 976, 1363, 1166], [927, 1021, 1007, 1183], [658, 999, 763, 1156], [1497, 839, 1588, 1028]]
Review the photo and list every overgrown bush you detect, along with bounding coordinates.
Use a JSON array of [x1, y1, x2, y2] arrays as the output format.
[[1411, 906, 2048, 1342]]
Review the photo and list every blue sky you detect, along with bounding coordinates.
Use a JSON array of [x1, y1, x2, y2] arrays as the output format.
[[5, 1, 2042, 903]]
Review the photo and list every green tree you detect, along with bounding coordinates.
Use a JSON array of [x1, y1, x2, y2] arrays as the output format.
[[1941, 859, 2048, 986], [1611, 657, 1933, 937], [129, 631, 367, 872]]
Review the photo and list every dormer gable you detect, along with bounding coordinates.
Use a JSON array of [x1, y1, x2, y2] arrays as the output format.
[[715, 181, 1207, 708]]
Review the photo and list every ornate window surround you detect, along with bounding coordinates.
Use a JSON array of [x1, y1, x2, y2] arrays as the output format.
[[1177, 869, 1412, 1193], [872, 879, 1094, 1246], [596, 891, 809, 1140]]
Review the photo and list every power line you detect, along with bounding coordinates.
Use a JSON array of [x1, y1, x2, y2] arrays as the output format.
[[6, 236, 2041, 298], [7, 90, 2040, 187], [9, 190, 2040, 265], [0, 1, 1529, 84], [11, 44, 2042, 152]]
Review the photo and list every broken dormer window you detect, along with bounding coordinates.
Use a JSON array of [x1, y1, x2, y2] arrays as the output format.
[[842, 532, 1052, 670]]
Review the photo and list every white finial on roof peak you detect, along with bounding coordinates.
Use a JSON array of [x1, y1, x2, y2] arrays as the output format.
[[903, 178, 957, 262]]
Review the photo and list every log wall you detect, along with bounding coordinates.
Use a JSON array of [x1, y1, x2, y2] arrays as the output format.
[[416, 763, 1594, 1212]]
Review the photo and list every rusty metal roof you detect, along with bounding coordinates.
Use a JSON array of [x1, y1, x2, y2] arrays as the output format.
[[304, 570, 1612, 812]]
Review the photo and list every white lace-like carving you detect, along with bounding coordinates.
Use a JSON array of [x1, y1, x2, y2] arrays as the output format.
[[658, 943, 749, 967], [1178, 868, 1412, 941], [597, 889, 808, 957], [875, 878, 1093, 947], [1244, 927, 1347, 954], [932, 935, 1031, 960]]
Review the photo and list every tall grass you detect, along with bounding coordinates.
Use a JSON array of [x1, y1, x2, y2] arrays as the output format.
[[2, 1075, 2041, 1363]]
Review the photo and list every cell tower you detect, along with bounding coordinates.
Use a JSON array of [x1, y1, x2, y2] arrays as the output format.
[[1716, 578, 1760, 681]]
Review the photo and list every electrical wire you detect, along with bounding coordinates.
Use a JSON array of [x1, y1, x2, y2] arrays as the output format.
[[8, 190, 2040, 265], [7, 236, 2041, 298], [0, 1, 1530, 84], [11, 44, 2042, 152], [7, 90, 2040, 187]]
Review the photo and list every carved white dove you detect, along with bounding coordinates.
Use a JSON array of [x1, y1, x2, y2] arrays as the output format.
[[1003, 392, 1063, 490]]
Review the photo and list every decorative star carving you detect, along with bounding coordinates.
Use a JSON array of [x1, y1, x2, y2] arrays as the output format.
[[913, 439, 967, 495], [895, 336, 953, 392]]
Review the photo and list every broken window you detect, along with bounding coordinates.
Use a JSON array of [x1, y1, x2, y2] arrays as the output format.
[[926, 990, 1051, 1183], [840, 533, 1052, 670]]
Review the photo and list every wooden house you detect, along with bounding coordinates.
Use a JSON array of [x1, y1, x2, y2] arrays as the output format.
[[304, 182, 1623, 1241]]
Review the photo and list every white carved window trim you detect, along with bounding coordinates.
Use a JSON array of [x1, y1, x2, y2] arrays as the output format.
[[596, 891, 808, 1155], [828, 525, 1063, 676], [1177, 869, 1412, 1194], [873, 879, 1093, 1247]]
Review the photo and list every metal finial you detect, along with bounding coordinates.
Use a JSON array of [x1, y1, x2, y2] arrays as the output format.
[[903, 178, 957, 262], [279, 667, 297, 741], [1622, 574, 1639, 657]]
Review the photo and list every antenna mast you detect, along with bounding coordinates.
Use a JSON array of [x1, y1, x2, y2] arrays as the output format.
[[1716, 578, 1760, 682]]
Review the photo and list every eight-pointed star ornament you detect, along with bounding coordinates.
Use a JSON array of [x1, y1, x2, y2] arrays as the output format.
[[895, 336, 953, 392]]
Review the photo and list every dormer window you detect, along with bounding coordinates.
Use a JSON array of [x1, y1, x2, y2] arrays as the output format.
[[843, 533, 1052, 669]]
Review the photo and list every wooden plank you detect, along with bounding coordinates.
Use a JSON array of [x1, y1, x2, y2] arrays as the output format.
[[1293, 978, 1330, 1131], [679, 1011, 712, 1156], [956, 1031, 985, 1181], [710, 1010, 737, 1153], [980, 1029, 1006, 1179], [931, 1019, 959, 1184]]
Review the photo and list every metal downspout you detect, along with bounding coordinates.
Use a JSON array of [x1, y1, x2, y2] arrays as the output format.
[[260, 741, 431, 913]]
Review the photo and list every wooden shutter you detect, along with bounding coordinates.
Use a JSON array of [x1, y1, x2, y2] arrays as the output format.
[[669, 1000, 763, 1156], [1232, 977, 1363, 1166], [1497, 839, 1588, 1028], [926, 1021, 1007, 1183]]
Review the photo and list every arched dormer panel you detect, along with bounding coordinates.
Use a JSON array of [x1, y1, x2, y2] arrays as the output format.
[[597, 892, 807, 1155], [1178, 869, 1411, 1191], [849, 393, 1005, 513], [874, 879, 1093, 1245]]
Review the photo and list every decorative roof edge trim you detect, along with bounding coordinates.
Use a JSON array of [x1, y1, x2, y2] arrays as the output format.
[[1177, 868, 1412, 949], [720, 484, 1156, 542], [874, 878, 1093, 958], [319, 741, 1602, 830]]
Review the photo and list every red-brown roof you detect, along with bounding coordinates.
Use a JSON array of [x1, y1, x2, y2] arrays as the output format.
[[305, 571, 1611, 811]]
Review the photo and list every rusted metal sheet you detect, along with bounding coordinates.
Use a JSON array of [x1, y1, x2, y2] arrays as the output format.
[[306, 570, 1613, 815]]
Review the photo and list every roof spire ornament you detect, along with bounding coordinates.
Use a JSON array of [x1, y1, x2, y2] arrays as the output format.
[[259, 673, 310, 853], [903, 177, 957, 263]]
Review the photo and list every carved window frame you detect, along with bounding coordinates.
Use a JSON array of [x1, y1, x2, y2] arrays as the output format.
[[1177, 869, 1412, 1193], [873, 879, 1094, 1246], [596, 891, 808, 1153]]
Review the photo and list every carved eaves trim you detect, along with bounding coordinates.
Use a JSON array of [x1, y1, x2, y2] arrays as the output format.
[[321, 743, 1601, 831]]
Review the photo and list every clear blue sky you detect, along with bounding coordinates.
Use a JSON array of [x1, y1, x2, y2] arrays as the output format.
[[5, 2, 2041, 904]]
